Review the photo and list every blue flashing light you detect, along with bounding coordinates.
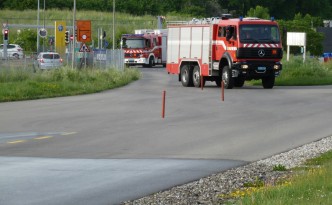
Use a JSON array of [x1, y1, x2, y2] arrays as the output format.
[[271, 16, 275, 22], [240, 16, 243, 21]]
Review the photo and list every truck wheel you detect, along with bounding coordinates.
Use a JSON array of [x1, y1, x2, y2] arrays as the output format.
[[147, 57, 154, 67], [234, 77, 245, 87], [222, 66, 234, 89], [262, 75, 275, 89], [192, 65, 204, 87], [181, 65, 193, 87], [215, 78, 221, 87]]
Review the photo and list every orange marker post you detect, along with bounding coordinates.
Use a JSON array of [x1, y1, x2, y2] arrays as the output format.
[[162, 90, 166, 118], [201, 75, 204, 90], [221, 81, 224, 101]]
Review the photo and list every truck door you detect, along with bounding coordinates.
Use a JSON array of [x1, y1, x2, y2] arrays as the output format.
[[215, 26, 226, 60]]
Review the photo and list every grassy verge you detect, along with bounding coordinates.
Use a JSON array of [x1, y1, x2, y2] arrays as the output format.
[[252, 56, 332, 86], [226, 150, 332, 205], [0, 67, 140, 102]]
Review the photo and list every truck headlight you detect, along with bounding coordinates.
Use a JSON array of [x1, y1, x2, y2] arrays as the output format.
[[241, 64, 249, 69], [274, 65, 280, 70]]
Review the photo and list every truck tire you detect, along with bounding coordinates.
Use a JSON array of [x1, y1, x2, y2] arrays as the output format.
[[147, 57, 154, 68], [215, 78, 221, 87], [192, 65, 203, 88], [222, 66, 234, 89], [234, 77, 245, 87], [181, 65, 193, 87], [262, 75, 275, 89]]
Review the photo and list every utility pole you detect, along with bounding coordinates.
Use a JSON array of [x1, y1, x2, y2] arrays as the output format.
[[112, 0, 115, 50], [37, 0, 40, 54], [72, 0, 76, 69]]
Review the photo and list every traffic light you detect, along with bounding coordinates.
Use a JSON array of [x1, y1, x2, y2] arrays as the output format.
[[65, 31, 69, 43], [4, 29, 9, 41]]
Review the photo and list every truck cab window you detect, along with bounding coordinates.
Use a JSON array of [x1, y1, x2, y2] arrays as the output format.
[[218, 27, 226, 37], [153, 38, 158, 47], [145, 39, 151, 47], [225, 26, 236, 41]]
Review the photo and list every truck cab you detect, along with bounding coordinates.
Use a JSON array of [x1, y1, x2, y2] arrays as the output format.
[[215, 18, 283, 88], [121, 29, 167, 67]]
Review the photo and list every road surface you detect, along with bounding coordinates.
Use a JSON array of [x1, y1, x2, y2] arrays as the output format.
[[1, 67, 332, 204]]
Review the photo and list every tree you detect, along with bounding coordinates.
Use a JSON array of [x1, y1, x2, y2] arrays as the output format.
[[13, 29, 38, 52], [246, 5, 270, 19], [278, 14, 324, 56]]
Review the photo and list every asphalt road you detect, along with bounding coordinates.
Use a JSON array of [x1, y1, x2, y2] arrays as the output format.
[[1, 67, 332, 204]]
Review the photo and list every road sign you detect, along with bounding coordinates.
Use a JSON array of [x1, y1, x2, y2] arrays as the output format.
[[77, 20, 91, 42], [79, 43, 90, 52], [39, 28, 47, 38]]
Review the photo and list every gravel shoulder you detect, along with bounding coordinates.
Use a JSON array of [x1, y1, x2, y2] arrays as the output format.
[[123, 135, 332, 205]]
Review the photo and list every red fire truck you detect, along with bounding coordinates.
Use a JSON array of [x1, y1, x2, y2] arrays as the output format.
[[166, 16, 283, 89], [121, 29, 167, 67]]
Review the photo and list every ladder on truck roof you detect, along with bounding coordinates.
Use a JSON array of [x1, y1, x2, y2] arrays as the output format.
[[167, 14, 232, 25], [135, 29, 167, 35]]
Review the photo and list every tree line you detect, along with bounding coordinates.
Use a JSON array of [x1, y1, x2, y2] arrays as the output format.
[[1, 0, 332, 20]]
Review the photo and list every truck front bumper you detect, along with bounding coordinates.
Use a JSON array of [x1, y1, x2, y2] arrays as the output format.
[[124, 58, 148, 65], [232, 61, 282, 79]]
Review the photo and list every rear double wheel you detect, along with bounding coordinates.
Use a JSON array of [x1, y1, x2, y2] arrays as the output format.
[[192, 65, 205, 87], [181, 65, 193, 87]]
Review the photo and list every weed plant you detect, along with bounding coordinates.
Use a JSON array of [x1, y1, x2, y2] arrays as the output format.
[[272, 164, 287, 171]]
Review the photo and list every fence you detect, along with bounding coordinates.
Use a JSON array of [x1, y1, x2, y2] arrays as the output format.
[[0, 49, 125, 71], [91, 49, 125, 70]]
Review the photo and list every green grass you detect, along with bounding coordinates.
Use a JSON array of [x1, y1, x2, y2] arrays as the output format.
[[226, 151, 332, 205], [251, 56, 332, 86], [0, 67, 140, 102], [276, 56, 332, 86]]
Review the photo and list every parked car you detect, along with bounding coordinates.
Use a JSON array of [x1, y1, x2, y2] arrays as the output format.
[[0, 44, 24, 59], [34, 52, 63, 70]]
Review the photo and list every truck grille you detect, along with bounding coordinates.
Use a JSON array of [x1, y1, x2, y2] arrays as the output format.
[[237, 48, 282, 59]]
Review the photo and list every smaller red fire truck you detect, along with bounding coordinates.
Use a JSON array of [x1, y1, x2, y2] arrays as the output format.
[[121, 29, 167, 67], [166, 16, 283, 89]]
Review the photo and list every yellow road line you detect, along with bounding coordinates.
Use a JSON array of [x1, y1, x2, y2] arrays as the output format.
[[34, 136, 53, 140], [61, 132, 77, 136], [7, 140, 26, 144]]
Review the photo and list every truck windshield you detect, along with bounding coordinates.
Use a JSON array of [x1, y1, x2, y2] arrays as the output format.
[[122, 38, 145, 48], [240, 25, 280, 43]]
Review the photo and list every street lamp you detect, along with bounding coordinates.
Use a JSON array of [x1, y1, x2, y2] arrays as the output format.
[[37, 0, 40, 53], [72, 0, 76, 69], [113, 0, 115, 50]]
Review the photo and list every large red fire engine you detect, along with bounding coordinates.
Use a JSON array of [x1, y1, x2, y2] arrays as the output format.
[[121, 29, 167, 67], [166, 16, 283, 89]]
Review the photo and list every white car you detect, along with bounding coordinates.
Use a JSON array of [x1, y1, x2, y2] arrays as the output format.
[[0, 44, 24, 59], [34, 52, 63, 70]]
